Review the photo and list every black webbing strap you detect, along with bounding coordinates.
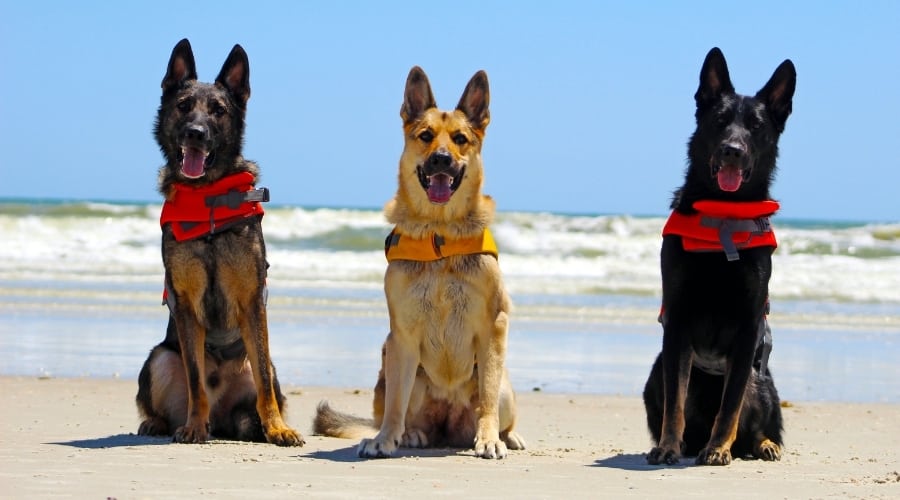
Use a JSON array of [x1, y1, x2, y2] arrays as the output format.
[[699, 216, 772, 261]]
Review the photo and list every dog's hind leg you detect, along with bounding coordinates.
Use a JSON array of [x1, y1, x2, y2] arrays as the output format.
[[751, 373, 784, 461], [221, 394, 267, 443], [136, 342, 187, 436], [499, 373, 526, 450], [754, 435, 783, 461]]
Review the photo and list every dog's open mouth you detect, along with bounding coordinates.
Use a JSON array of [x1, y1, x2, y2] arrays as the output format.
[[178, 146, 214, 179], [711, 163, 751, 192], [417, 165, 465, 204]]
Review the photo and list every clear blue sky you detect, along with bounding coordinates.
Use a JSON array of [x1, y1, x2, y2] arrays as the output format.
[[1, 1, 898, 221]]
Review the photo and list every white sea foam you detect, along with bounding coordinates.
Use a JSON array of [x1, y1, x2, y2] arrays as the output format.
[[1, 201, 898, 304]]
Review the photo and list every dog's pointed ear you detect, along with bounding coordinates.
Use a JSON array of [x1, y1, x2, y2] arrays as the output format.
[[456, 70, 490, 131], [162, 38, 198, 94], [401, 66, 436, 124], [694, 47, 735, 108], [756, 59, 796, 132], [215, 44, 251, 105]]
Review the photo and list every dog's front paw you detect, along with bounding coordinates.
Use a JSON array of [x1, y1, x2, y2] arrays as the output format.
[[358, 433, 401, 459], [755, 438, 782, 461], [697, 446, 732, 465], [173, 422, 210, 444], [266, 427, 305, 447], [474, 436, 509, 459], [646, 446, 681, 465]]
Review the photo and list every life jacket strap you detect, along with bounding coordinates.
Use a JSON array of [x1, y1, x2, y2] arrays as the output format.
[[205, 187, 270, 209], [201, 187, 269, 238], [699, 215, 773, 261]]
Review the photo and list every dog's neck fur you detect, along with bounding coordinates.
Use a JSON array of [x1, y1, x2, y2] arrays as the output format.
[[384, 192, 495, 240]]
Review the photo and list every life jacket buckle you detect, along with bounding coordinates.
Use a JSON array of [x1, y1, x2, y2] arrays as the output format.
[[205, 187, 269, 210]]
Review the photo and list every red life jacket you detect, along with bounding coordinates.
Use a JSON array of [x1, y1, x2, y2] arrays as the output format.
[[159, 172, 268, 242], [662, 200, 779, 261]]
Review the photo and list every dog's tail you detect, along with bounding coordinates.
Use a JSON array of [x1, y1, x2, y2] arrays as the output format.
[[312, 400, 377, 439]]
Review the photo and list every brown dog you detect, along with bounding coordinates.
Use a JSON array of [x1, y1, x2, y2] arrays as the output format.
[[135, 39, 303, 447], [314, 67, 525, 459]]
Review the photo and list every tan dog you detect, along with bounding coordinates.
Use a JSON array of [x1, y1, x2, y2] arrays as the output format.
[[314, 66, 525, 459]]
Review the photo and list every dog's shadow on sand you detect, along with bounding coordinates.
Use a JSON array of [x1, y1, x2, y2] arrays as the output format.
[[304, 446, 469, 463], [591, 453, 691, 471], [50, 434, 170, 449]]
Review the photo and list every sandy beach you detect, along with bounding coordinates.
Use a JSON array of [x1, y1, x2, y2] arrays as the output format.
[[2, 376, 898, 499]]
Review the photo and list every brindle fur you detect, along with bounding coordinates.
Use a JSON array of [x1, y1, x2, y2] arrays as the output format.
[[313, 67, 525, 459], [135, 39, 302, 447], [643, 47, 795, 466]]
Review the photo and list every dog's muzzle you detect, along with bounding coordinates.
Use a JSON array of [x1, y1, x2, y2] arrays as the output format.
[[711, 142, 751, 192], [417, 151, 465, 204], [177, 124, 216, 179]]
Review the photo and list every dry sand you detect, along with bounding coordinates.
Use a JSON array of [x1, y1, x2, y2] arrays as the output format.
[[1, 376, 898, 499]]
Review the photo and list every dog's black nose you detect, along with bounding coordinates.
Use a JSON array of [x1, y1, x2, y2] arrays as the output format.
[[719, 143, 745, 161], [183, 125, 208, 142], [427, 151, 453, 171]]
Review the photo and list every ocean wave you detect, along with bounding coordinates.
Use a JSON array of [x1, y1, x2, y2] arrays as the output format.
[[1, 200, 898, 304]]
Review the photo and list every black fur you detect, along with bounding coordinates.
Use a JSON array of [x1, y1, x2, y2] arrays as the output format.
[[135, 39, 301, 446], [643, 47, 796, 465]]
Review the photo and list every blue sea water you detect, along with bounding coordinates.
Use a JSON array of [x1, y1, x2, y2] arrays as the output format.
[[1, 199, 898, 402]]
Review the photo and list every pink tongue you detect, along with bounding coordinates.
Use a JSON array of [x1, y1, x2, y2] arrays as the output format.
[[717, 166, 743, 192], [426, 173, 453, 203], [181, 148, 207, 178]]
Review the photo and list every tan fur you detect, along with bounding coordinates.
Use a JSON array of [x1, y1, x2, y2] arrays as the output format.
[[314, 67, 525, 459]]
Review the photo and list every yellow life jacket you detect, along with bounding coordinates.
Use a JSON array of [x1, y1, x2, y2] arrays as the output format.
[[384, 227, 499, 262]]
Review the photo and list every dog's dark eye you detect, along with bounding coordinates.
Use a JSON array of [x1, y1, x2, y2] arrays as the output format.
[[211, 103, 227, 117], [418, 130, 434, 143], [176, 100, 192, 113], [452, 133, 468, 146]]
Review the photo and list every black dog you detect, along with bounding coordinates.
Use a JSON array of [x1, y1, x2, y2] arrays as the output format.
[[643, 47, 796, 466], [135, 39, 303, 446]]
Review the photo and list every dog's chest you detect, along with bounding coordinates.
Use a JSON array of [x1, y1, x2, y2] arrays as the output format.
[[420, 269, 479, 351], [162, 226, 265, 331], [387, 258, 496, 386]]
